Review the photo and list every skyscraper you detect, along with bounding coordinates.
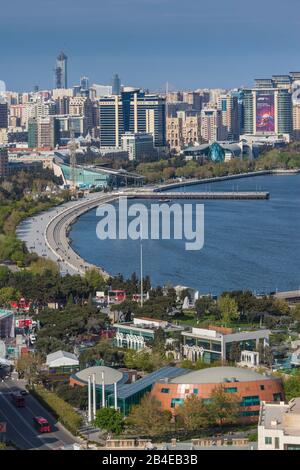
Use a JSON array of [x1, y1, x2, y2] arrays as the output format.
[[112, 74, 121, 95], [80, 76, 89, 91], [0, 102, 8, 129], [0, 147, 8, 177], [242, 88, 292, 136], [55, 52, 68, 89], [98, 88, 166, 148]]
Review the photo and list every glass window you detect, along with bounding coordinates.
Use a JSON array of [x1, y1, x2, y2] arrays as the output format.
[[273, 393, 282, 401], [161, 388, 169, 394], [260, 385, 265, 391], [265, 437, 272, 445], [193, 388, 199, 394], [225, 387, 238, 393], [240, 410, 259, 417], [171, 398, 184, 408], [241, 396, 260, 407]]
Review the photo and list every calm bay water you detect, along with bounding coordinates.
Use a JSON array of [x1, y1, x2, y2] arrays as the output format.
[[70, 175, 300, 295]]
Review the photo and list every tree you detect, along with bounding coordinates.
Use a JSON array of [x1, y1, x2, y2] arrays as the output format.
[[206, 386, 240, 426], [126, 394, 172, 436], [94, 407, 124, 434], [28, 258, 59, 276], [176, 395, 209, 431], [0, 286, 21, 307], [152, 328, 166, 354], [229, 342, 241, 363], [16, 353, 43, 385], [218, 295, 239, 325], [195, 296, 216, 318], [283, 372, 300, 401], [84, 268, 106, 292]]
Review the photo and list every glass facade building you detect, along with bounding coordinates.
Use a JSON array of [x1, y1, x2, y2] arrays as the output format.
[[99, 90, 166, 148], [242, 88, 292, 136]]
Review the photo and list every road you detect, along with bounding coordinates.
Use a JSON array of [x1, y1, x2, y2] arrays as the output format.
[[0, 378, 78, 450], [16, 192, 119, 276]]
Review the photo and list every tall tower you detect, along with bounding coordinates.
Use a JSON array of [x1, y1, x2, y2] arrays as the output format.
[[55, 52, 68, 89], [112, 74, 121, 95]]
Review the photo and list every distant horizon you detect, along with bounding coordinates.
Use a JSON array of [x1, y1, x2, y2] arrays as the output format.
[[2, 0, 300, 91]]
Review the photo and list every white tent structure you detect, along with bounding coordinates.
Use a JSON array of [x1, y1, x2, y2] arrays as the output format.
[[46, 350, 79, 369]]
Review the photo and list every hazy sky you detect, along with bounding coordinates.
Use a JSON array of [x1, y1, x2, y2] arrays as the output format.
[[2, 0, 300, 91]]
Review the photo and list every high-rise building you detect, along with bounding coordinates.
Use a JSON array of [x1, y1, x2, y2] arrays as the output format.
[[91, 84, 112, 98], [167, 112, 200, 152], [121, 132, 156, 160], [0, 102, 8, 129], [217, 94, 240, 140], [28, 118, 38, 148], [98, 88, 166, 148], [200, 108, 226, 143], [0, 147, 8, 177], [242, 88, 292, 137], [55, 52, 68, 89], [112, 74, 121, 95], [37, 116, 58, 148], [69, 96, 95, 132], [80, 76, 89, 91]]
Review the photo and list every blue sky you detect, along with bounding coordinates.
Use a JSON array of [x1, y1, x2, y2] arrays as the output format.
[[2, 0, 300, 91]]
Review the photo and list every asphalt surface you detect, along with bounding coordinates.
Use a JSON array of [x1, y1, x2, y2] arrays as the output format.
[[16, 188, 143, 277], [16, 192, 118, 276], [0, 377, 78, 450]]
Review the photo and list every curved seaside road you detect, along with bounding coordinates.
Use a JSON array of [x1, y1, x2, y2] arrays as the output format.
[[17, 192, 124, 276]]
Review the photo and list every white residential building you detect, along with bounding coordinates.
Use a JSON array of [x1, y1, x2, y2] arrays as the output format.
[[258, 398, 300, 450]]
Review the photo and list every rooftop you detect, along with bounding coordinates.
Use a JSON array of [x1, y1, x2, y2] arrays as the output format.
[[46, 350, 78, 364], [168, 366, 273, 385], [74, 366, 125, 386], [112, 366, 190, 400], [260, 398, 300, 436], [0, 309, 14, 319]]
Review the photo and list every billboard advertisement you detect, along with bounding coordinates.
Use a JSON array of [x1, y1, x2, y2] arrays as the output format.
[[256, 91, 275, 133]]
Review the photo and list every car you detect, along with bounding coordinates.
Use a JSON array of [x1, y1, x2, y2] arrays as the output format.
[[20, 389, 29, 396]]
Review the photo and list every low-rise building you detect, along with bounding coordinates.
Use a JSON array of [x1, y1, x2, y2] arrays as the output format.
[[46, 350, 79, 372], [181, 326, 270, 363], [114, 317, 183, 350], [258, 398, 300, 450], [152, 366, 284, 420]]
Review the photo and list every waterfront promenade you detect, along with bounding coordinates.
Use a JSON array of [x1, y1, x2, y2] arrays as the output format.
[[16, 180, 271, 277], [16, 192, 117, 276]]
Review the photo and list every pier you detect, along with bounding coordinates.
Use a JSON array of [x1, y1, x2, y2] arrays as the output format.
[[125, 191, 270, 200]]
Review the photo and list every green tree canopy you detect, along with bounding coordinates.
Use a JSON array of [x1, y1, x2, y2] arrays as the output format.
[[94, 407, 124, 434]]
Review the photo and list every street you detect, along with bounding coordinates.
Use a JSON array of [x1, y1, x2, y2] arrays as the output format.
[[0, 378, 78, 450]]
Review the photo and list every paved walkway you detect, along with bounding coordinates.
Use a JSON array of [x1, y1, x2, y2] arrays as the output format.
[[16, 192, 117, 276]]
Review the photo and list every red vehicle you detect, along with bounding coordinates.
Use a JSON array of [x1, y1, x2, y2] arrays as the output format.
[[11, 392, 25, 408], [33, 416, 51, 433], [108, 290, 126, 304]]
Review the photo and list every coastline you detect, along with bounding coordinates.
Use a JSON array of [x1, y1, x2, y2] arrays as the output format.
[[16, 168, 300, 279]]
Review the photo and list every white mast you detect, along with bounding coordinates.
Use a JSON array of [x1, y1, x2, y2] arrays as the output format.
[[140, 222, 143, 307], [92, 373, 96, 420], [88, 375, 92, 422]]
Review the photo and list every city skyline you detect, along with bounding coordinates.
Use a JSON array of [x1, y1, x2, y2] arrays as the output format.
[[2, 0, 300, 91]]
